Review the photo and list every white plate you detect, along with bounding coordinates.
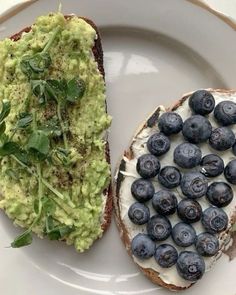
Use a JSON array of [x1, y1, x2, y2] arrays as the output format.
[[1, 1, 236, 294]]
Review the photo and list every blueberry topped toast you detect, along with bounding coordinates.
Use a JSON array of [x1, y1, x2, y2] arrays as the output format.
[[114, 89, 236, 290]]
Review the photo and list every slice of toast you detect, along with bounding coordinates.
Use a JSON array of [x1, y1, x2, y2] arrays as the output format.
[[0, 13, 112, 251], [114, 89, 236, 290]]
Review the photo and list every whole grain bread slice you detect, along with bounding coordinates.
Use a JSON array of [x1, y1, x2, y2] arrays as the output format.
[[9, 15, 112, 237], [114, 89, 236, 291]]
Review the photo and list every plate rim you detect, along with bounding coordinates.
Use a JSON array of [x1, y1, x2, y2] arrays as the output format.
[[187, 0, 236, 30], [1, 1, 236, 295], [1, 0, 236, 32]]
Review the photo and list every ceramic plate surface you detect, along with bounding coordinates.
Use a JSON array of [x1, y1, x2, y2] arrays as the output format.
[[1, 1, 236, 294]]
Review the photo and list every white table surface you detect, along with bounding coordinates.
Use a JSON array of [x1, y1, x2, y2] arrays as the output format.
[[206, 0, 236, 18], [0, 0, 236, 22]]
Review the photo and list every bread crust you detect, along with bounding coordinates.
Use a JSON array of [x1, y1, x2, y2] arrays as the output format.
[[114, 89, 236, 291], [9, 15, 112, 236]]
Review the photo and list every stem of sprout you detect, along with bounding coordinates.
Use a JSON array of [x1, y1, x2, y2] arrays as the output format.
[[10, 155, 75, 208], [56, 102, 69, 151], [42, 26, 60, 53]]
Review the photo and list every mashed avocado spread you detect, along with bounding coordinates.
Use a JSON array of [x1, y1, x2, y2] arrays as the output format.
[[0, 13, 111, 251]]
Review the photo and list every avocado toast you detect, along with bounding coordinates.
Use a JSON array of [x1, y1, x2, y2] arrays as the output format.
[[0, 12, 112, 252], [114, 89, 236, 290]]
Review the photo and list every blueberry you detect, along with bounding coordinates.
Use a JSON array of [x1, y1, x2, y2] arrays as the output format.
[[224, 159, 236, 184], [158, 166, 181, 189], [200, 154, 224, 177], [154, 244, 178, 268], [131, 234, 156, 259], [202, 207, 228, 233], [147, 133, 170, 156], [136, 154, 160, 179], [209, 127, 235, 151], [206, 182, 233, 207], [180, 172, 208, 199], [233, 142, 236, 156], [182, 115, 212, 144], [131, 179, 155, 202], [152, 190, 178, 216], [177, 251, 205, 281], [195, 232, 219, 257], [189, 90, 215, 115], [172, 222, 196, 247], [158, 112, 183, 135], [177, 199, 202, 223], [174, 143, 202, 169], [214, 100, 236, 126], [147, 215, 172, 241], [128, 202, 150, 225]]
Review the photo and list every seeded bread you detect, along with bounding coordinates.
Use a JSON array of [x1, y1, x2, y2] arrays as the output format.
[[9, 15, 112, 238], [114, 89, 236, 291]]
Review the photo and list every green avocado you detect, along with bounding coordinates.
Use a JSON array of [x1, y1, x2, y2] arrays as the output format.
[[0, 13, 111, 252]]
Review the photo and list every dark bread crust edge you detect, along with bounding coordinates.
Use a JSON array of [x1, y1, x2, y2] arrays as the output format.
[[114, 89, 236, 291], [10, 15, 112, 235]]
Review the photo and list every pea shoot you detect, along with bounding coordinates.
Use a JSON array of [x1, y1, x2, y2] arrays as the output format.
[[20, 26, 60, 78]]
